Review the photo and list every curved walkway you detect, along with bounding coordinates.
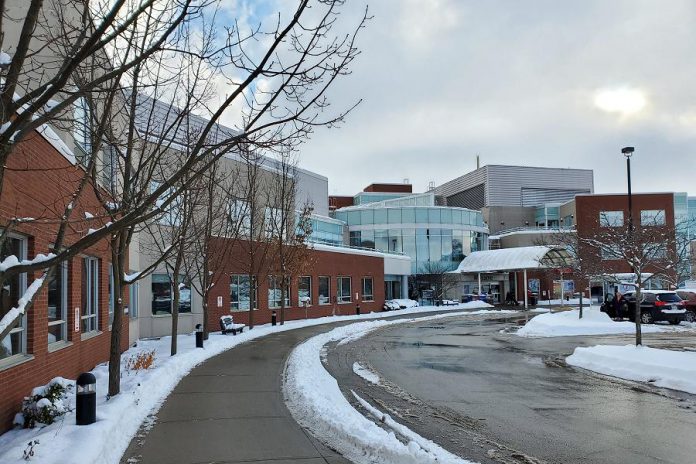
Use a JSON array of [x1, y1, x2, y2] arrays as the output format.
[[120, 323, 353, 464]]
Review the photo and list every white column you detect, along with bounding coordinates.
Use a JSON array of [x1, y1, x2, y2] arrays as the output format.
[[477, 272, 482, 295], [524, 269, 529, 310], [401, 276, 408, 300]]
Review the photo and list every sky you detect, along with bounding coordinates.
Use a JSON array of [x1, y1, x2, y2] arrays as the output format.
[[224, 0, 696, 197]]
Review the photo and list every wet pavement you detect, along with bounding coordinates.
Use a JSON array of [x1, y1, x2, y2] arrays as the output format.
[[327, 313, 696, 464]]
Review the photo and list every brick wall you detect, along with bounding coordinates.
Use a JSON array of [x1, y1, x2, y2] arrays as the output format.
[[0, 131, 127, 432], [207, 238, 386, 329]]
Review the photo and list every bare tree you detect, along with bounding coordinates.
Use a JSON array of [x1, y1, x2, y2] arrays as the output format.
[[0, 0, 369, 398], [265, 153, 315, 324], [414, 260, 459, 302]]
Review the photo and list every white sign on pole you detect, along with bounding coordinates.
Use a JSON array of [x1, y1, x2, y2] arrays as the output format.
[[74, 307, 80, 332]]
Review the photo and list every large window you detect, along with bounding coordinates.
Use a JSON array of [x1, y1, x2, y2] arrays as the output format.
[[81, 257, 99, 333], [362, 277, 374, 302], [151, 181, 182, 226], [230, 274, 254, 311], [108, 264, 114, 326], [151, 274, 191, 315], [298, 276, 312, 306], [129, 280, 139, 319], [102, 145, 117, 194], [47, 262, 68, 345], [268, 276, 289, 308], [318, 276, 330, 305], [73, 96, 91, 159], [0, 236, 27, 361], [599, 211, 624, 227], [337, 276, 351, 303], [229, 199, 251, 235], [601, 245, 622, 261], [640, 209, 666, 226]]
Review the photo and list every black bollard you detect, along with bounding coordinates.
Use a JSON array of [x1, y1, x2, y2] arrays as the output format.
[[356, 304, 361, 315], [76, 373, 96, 425], [195, 324, 204, 348], [271, 310, 277, 326]]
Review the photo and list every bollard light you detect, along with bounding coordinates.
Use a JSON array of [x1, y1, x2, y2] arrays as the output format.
[[195, 323, 204, 348], [76, 372, 96, 425], [271, 310, 277, 326]]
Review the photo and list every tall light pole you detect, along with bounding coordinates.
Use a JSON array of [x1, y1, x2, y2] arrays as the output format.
[[622, 146, 635, 231]]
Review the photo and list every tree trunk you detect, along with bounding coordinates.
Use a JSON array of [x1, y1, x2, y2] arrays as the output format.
[[171, 275, 180, 356], [108, 242, 125, 397], [579, 291, 583, 319], [202, 299, 209, 340], [634, 286, 642, 346], [280, 279, 286, 325], [248, 274, 255, 329]]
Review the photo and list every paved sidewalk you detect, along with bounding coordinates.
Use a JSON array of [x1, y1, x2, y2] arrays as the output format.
[[121, 324, 352, 464]]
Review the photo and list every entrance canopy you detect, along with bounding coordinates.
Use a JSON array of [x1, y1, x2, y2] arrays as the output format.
[[452, 246, 571, 274]]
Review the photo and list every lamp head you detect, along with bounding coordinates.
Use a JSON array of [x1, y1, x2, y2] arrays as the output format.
[[621, 146, 635, 158]]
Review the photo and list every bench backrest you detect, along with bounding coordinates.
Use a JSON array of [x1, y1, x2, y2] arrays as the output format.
[[220, 316, 234, 330]]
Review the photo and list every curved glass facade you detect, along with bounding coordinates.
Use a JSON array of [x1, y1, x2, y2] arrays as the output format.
[[334, 206, 487, 273]]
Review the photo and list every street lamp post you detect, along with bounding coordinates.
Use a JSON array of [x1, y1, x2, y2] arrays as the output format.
[[622, 146, 635, 230]]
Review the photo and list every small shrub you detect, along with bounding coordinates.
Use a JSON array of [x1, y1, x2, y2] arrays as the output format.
[[20, 378, 72, 428], [124, 349, 156, 374]]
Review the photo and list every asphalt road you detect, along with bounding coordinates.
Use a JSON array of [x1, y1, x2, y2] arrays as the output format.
[[326, 314, 696, 464]]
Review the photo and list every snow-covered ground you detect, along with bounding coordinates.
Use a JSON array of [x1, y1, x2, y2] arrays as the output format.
[[284, 311, 502, 464], [534, 298, 590, 306], [0, 302, 495, 464], [516, 308, 693, 337], [352, 362, 380, 385], [567, 345, 696, 395]]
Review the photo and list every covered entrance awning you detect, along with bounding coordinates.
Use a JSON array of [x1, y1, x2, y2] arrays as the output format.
[[450, 246, 572, 308]]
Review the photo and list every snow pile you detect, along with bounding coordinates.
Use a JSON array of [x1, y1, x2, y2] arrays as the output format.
[[516, 308, 688, 337], [386, 299, 419, 308], [352, 362, 380, 385], [0, 302, 494, 464], [567, 345, 696, 394], [284, 313, 482, 464]]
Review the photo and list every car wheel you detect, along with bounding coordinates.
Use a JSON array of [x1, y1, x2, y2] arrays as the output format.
[[686, 312, 695, 323], [640, 311, 653, 324]]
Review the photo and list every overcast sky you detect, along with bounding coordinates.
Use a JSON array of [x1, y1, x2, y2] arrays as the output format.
[[236, 0, 696, 197]]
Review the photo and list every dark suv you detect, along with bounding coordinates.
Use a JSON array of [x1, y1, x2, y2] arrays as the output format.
[[622, 291, 687, 324], [675, 290, 696, 322]]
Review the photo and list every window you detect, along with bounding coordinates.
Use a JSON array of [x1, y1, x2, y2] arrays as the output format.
[[264, 207, 282, 238], [151, 274, 191, 315], [337, 276, 351, 303], [599, 211, 624, 227], [108, 264, 114, 326], [362, 277, 374, 302], [601, 245, 622, 260], [298, 276, 312, 306], [47, 262, 68, 345], [73, 96, 92, 159], [229, 199, 251, 235], [81, 257, 99, 333], [151, 181, 181, 226], [0, 235, 27, 361], [102, 145, 117, 194], [318, 276, 330, 305], [230, 274, 254, 311], [644, 243, 668, 260], [129, 280, 139, 319], [640, 209, 666, 226], [268, 276, 289, 308]]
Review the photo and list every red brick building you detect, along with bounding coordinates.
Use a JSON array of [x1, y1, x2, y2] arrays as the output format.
[[206, 238, 404, 328], [0, 129, 126, 432]]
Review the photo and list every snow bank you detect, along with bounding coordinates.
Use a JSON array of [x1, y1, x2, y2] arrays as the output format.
[[284, 312, 489, 464], [516, 308, 689, 337], [0, 302, 493, 464], [352, 362, 380, 385], [567, 345, 696, 394]]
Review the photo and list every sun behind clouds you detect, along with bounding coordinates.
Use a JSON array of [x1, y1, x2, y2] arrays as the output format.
[[593, 87, 647, 116]]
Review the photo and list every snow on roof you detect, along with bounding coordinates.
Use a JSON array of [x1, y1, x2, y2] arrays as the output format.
[[311, 243, 411, 261], [453, 246, 569, 273]]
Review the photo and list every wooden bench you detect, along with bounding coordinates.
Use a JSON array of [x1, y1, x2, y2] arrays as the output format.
[[220, 316, 246, 335]]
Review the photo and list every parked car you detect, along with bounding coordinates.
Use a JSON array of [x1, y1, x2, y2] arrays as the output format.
[[675, 289, 696, 322], [382, 299, 419, 311], [621, 290, 687, 324]]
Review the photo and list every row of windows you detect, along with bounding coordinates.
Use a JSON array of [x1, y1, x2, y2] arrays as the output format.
[[349, 228, 484, 273], [1, 234, 136, 364], [334, 207, 483, 227], [600, 243, 668, 260], [229, 275, 374, 311], [599, 209, 666, 227]]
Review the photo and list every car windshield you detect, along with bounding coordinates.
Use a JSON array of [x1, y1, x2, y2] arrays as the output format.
[[656, 293, 681, 303]]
